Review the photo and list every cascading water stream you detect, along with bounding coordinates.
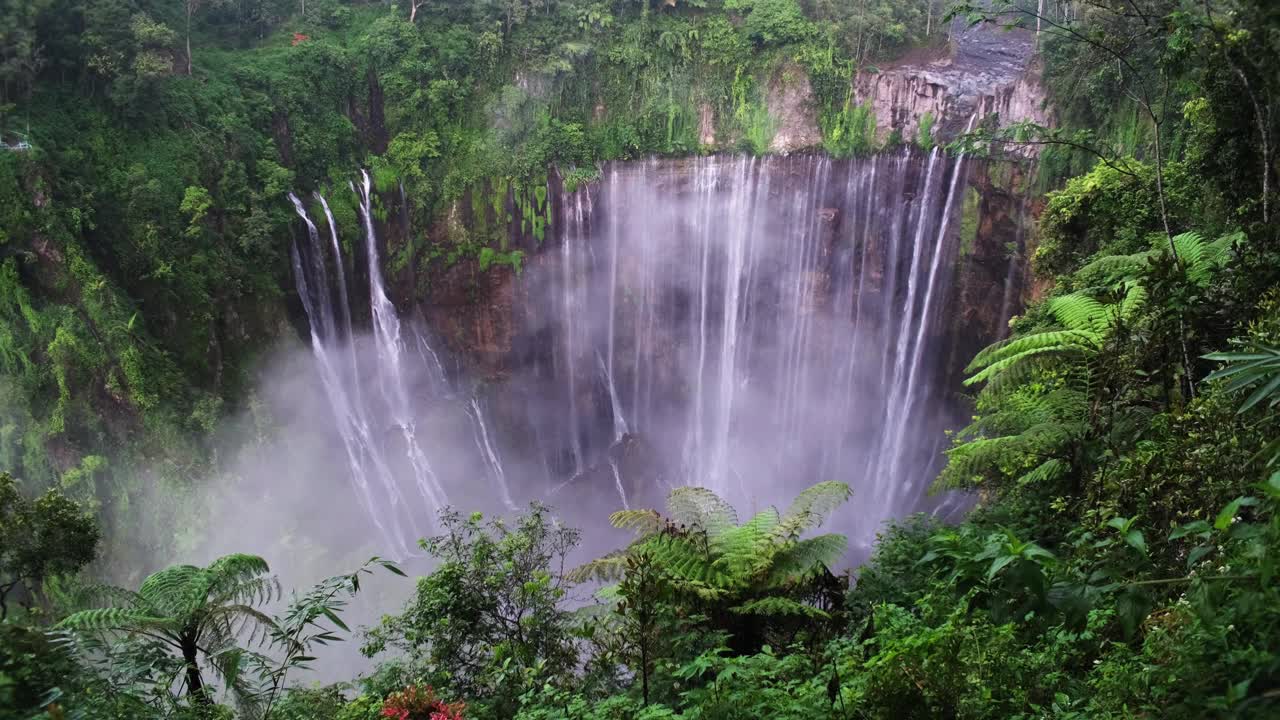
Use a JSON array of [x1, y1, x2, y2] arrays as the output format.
[[468, 397, 517, 510], [609, 458, 630, 510], [287, 193, 419, 557], [354, 171, 450, 517]]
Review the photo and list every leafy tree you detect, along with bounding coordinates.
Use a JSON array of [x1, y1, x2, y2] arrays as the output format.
[[0, 472, 100, 620], [59, 553, 280, 705], [363, 505, 580, 719]]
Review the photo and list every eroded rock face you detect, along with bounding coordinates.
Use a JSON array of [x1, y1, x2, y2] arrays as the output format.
[[766, 63, 824, 153], [854, 21, 1051, 149], [692, 20, 1049, 155]]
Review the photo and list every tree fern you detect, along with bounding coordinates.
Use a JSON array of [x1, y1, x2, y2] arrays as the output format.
[[765, 534, 849, 587], [665, 486, 739, 537], [57, 553, 279, 704], [771, 481, 852, 542], [572, 483, 851, 628], [58, 607, 169, 632]]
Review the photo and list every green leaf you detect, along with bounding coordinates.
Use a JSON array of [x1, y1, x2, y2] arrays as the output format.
[[320, 607, 349, 632], [1187, 544, 1214, 569], [380, 561, 408, 577], [987, 554, 1017, 581], [1214, 497, 1259, 531], [1169, 520, 1211, 540]]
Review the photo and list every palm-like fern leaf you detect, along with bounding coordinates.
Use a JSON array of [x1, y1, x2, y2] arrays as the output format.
[[566, 552, 631, 583], [730, 597, 831, 619], [58, 607, 171, 633], [765, 534, 848, 587], [1077, 251, 1149, 281], [665, 486, 738, 536], [966, 330, 1098, 373], [712, 509, 778, 578], [570, 483, 852, 624], [609, 509, 663, 536], [1049, 293, 1111, 333], [771, 481, 851, 542], [1077, 231, 1237, 288]]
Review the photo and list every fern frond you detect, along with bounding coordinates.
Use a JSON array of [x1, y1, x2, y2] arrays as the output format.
[[1077, 252, 1148, 281], [713, 509, 778, 576], [936, 435, 1022, 489], [772, 482, 851, 542], [206, 554, 272, 586], [645, 534, 727, 588], [766, 534, 847, 587], [58, 607, 172, 633], [609, 509, 663, 536], [730, 597, 829, 619], [1118, 281, 1147, 322], [213, 576, 281, 608], [1016, 458, 1070, 486], [968, 330, 1097, 372], [1048, 293, 1109, 334], [203, 605, 278, 647], [965, 343, 1091, 387], [567, 552, 631, 584], [138, 565, 203, 615], [665, 487, 738, 537]]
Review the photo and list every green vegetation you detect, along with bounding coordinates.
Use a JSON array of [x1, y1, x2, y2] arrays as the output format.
[[3, 0, 1280, 718]]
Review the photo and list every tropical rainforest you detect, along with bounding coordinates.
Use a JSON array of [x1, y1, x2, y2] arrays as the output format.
[[2, 0, 1280, 718]]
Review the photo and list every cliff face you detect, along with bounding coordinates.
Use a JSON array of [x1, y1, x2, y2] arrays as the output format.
[[853, 21, 1051, 150], [745, 20, 1050, 154]]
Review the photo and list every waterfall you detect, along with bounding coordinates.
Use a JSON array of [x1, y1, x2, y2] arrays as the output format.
[[354, 171, 450, 517], [879, 145, 970, 511], [529, 148, 975, 540], [597, 351, 630, 442], [609, 458, 630, 510], [287, 193, 421, 557]]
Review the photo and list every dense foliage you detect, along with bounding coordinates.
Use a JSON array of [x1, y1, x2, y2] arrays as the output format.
[[3, 0, 1280, 718]]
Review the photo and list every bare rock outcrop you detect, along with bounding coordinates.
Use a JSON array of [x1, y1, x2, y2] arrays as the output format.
[[854, 21, 1052, 150]]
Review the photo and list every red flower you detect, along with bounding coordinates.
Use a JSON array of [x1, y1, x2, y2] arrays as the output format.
[[292, 33, 309, 46], [382, 685, 465, 720]]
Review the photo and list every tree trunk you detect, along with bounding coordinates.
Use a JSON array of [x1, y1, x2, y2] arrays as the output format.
[[182, 637, 209, 704], [186, 5, 193, 75]]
